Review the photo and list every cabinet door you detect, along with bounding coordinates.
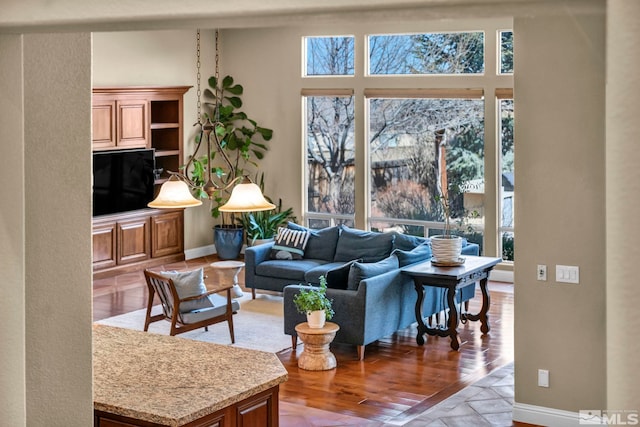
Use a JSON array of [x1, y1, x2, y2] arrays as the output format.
[[151, 211, 184, 258], [92, 98, 116, 150], [117, 217, 150, 265], [92, 221, 117, 270], [117, 99, 148, 148], [236, 388, 278, 427]]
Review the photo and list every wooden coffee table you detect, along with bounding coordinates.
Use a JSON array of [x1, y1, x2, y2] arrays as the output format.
[[295, 322, 340, 371], [401, 256, 502, 351]]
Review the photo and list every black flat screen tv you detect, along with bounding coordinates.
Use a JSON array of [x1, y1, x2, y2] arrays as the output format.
[[93, 148, 156, 216]]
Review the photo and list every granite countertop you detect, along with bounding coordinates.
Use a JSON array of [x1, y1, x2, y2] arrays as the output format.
[[93, 324, 288, 426]]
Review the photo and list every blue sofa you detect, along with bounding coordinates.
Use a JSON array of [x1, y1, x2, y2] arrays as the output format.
[[244, 223, 480, 359]]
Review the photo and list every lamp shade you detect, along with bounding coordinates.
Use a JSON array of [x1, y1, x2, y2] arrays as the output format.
[[148, 178, 203, 209], [219, 180, 276, 212]]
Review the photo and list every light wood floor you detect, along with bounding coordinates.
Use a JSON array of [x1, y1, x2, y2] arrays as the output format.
[[93, 256, 534, 426]]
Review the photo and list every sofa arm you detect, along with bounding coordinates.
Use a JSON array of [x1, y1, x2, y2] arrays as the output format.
[[244, 242, 274, 290], [462, 242, 480, 256], [284, 268, 405, 348]]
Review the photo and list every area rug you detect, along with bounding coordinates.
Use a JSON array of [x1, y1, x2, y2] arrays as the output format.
[[95, 294, 292, 353]]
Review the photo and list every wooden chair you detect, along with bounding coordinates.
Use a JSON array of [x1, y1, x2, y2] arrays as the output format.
[[143, 269, 238, 342]]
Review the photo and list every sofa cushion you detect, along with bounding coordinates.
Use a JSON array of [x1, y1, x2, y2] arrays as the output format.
[[393, 233, 429, 251], [347, 254, 399, 291], [323, 260, 362, 289], [334, 226, 395, 263], [255, 259, 327, 281], [303, 261, 349, 285], [270, 227, 311, 260], [288, 222, 340, 261], [159, 268, 212, 313], [392, 243, 433, 267]]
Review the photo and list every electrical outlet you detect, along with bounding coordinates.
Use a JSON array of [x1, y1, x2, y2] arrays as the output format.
[[537, 265, 547, 281], [538, 369, 549, 387]]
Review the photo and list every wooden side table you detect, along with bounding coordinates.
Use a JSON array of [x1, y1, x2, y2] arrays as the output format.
[[295, 322, 340, 371], [401, 256, 502, 351], [208, 261, 245, 298]]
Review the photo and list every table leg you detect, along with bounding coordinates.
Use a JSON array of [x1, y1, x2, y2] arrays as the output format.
[[446, 287, 461, 351], [414, 281, 427, 346], [461, 277, 491, 335]]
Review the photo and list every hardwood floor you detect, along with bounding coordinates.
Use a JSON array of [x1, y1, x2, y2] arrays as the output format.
[[93, 256, 532, 426]]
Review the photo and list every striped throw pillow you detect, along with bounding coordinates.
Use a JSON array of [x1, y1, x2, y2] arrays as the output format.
[[270, 227, 311, 260]]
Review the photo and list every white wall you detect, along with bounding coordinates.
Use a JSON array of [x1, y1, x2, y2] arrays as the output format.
[[25, 33, 94, 425], [0, 33, 26, 425], [606, 0, 640, 411], [514, 11, 606, 413]]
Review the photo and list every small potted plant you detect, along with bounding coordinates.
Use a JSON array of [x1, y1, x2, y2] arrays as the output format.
[[432, 180, 480, 265], [293, 276, 335, 329]]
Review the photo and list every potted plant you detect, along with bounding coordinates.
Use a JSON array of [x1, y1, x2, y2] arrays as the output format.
[[236, 175, 296, 246], [187, 74, 273, 259], [431, 178, 464, 264], [431, 179, 481, 265], [293, 276, 335, 329]]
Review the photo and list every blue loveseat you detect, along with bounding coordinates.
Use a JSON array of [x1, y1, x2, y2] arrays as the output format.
[[244, 223, 480, 359]]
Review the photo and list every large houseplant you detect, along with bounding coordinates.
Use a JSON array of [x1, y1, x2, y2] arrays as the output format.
[[188, 74, 273, 259], [293, 276, 334, 329], [236, 174, 296, 245]]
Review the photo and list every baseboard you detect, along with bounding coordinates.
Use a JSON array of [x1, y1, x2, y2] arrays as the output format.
[[184, 244, 248, 260], [184, 244, 216, 260], [490, 269, 513, 283], [513, 402, 580, 427]]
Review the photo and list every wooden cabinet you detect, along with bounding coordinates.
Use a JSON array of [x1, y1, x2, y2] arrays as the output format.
[[117, 216, 150, 265], [93, 209, 184, 278], [94, 386, 280, 427], [92, 221, 117, 270], [92, 94, 148, 150], [92, 86, 191, 278], [151, 210, 184, 258], [92, 87, 189, 182]]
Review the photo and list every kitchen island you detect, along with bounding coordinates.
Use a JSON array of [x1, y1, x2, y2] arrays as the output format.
[[93, 324, 288, 427]]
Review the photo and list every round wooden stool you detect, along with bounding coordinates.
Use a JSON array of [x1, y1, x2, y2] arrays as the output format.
[[295, 322, 340, 371], [209, 260, 245, 298]]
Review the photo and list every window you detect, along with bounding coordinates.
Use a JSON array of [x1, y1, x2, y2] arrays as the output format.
[[498, 93, 514, 261], [302, 23, 513, 263], [499, 31, 514, 74], [368, 32, 484, 75], [304, 92, 356, 226], [368, 91, 484, 250], [304, 36, 355, 76]]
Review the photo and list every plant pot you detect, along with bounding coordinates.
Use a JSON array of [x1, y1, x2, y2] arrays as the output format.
[[430, 235, 463, 263], [214, 225, 244, 260], [306, 310, 326, 329]]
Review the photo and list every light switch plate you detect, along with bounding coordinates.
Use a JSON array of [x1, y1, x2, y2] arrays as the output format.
[[556, 265, 579, 284], [538, 369, 549, 387]]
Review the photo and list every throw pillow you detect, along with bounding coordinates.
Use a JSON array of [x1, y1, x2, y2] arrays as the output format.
[[347, 254, 400, 291], [334, 226, 395, 263], [159, 268, 212, 313], [270, 227, 311, 260], [392, 243, 433, 267], [287, 222, 340, 261], [393, 233, 429, 251], [325, 259, 362, 290]]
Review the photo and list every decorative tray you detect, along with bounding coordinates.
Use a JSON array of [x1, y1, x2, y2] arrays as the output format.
[[431, 257, 466, 267]]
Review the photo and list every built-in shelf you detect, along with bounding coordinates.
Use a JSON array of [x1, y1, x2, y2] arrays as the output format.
[[91, 86, 192, 278]]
